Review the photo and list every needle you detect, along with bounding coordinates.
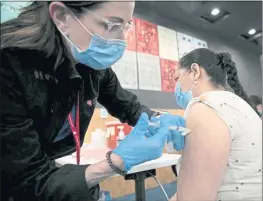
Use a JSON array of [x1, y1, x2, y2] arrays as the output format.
[[148, 122, 191, 136]]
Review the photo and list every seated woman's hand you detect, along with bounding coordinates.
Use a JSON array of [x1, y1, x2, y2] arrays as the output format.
[[112, 113, 170, 172]]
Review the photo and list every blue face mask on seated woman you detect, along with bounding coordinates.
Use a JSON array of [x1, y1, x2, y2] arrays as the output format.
[[61, 14, 127, 70], [174, 70, 198, 109]]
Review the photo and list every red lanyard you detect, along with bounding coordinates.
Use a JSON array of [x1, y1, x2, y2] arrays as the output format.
[[68, 93, 80, 165]]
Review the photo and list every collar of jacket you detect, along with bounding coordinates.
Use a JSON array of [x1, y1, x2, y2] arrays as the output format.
[[43, 50, 82, 81]]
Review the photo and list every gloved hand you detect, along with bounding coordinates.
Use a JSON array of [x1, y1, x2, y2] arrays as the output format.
[[148, 113, 186, 151], [112, 113, 170, 172]]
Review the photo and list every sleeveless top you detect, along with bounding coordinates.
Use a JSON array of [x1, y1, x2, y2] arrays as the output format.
[[177, 91, 262, 201]]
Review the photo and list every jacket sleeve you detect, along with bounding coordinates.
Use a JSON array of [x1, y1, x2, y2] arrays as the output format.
[[0, 50, 99, 201], [98, 68, 155, 126]]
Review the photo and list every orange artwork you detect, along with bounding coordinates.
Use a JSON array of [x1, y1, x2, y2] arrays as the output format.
[[160, 59, 178, 92], [125, 17, 137, 51], [105, 121, 132, 150], [135, 18, 159, 56]]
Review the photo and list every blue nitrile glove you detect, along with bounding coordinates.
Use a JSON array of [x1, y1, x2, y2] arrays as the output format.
[[165, 114, 186, 151], [148, 113, 186, 151], [146, 115, 160, 138], [112, 113, 170, 172]]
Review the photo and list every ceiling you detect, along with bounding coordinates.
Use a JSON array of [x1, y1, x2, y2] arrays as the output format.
[[134, 1, 262, 54]]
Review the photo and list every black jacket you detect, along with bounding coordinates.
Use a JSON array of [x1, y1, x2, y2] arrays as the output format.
[[0, 48, 154, 201]]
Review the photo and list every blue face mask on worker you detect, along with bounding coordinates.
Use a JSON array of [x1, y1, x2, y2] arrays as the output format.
[[61, 14, 127, 70], [175, 69, 198, 109]]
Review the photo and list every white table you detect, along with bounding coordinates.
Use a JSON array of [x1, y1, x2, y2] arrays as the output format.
[[56, 153, 181, 174], [56, 152, 181, 201]]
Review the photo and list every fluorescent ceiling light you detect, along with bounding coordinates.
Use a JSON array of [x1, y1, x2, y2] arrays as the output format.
[[211, 8, 220, 16], [248, 29, 256, 35]]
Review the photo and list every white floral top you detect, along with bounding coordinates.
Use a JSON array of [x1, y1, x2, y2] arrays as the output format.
[[177, 91, 262, 201]]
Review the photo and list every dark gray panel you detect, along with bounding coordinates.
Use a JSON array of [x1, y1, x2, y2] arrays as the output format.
[[128, 90, 179, 109], [96, 90, 181, 109]]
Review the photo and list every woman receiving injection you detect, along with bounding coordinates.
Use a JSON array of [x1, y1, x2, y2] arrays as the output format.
[[165, 48, 262, 201]]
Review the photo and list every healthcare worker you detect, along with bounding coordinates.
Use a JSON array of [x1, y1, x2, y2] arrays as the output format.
[[1, 1, 185, 201]]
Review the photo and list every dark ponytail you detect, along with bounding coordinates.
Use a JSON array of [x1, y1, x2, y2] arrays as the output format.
[[217, 53, 253, 107]]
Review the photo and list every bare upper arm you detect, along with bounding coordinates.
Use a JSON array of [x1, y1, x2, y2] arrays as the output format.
[[176, 102, 231, 201]]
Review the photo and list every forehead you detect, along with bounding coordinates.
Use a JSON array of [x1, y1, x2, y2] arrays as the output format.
[[87, 2, 135, 21]]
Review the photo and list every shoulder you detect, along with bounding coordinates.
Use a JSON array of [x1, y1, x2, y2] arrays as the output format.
[[1, 48, 48, 92], [1, 47, 58, 81], [1, 47, 47, 71], [186, 102, 215, 126], [1, 47, 26, 79], [1, 47, 38, 59], [184, 102, 231, 167], [1, 47, 57, 70], [1, 47, 21, 67], [186, 91, 253, 131], [1, 48, 28, 98], [185, 91, 233, 121], [186, 101, 230, 138], [1, 47, 35, 76]]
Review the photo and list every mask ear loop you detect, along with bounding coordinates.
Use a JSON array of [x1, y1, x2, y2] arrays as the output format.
[[71, 14, 95, 37], [177, 68, 191, 84], [189, 63, 199, 91], [175, 68, 195, 93], [58, 10, 93, 53], [190, 80, 198, 91]]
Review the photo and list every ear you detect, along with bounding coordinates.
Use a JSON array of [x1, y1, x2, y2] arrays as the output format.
[[49, 2, 70, 34], [190, 63, 201, 80]]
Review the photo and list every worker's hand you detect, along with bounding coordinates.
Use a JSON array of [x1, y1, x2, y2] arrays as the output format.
[[112, 113, 170, 172], [149, 113, 186, 151], [167, 114, 186, 151]]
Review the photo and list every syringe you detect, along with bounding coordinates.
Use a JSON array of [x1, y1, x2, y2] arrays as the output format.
[[148, 122, 191, 136]]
